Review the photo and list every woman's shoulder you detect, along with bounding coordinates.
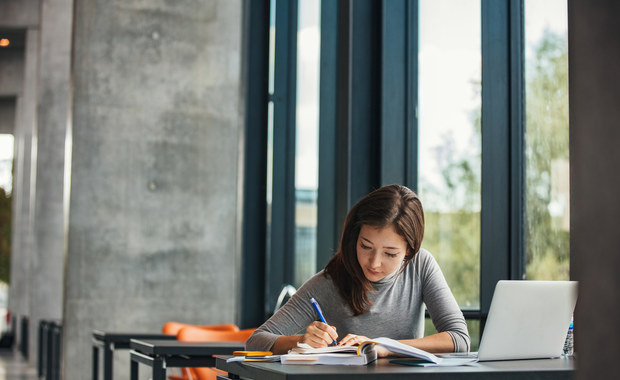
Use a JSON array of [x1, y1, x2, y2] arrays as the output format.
[[412, 247, 436, 266], [296, 270, 338, 296], [407, 248, 440, 276]]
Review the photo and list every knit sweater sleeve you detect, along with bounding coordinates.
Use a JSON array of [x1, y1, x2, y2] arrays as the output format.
[[417, 249, 471, 352], [245, 272, 330, 351]]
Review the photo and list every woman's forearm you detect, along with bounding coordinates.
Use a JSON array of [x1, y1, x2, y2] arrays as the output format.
[[398, 331, 455, 353], [270, 334, 305, 355]]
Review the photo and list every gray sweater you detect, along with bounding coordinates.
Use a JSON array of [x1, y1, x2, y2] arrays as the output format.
[[246, 248, 470, 352]]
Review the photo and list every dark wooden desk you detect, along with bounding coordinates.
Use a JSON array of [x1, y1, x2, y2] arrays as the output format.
[[129, 339, 245, 380], [215, 355, 575, 380], [91, 330, 175, 380]]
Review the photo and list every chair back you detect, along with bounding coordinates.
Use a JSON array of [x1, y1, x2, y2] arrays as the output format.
[[162, 321, 239, 336], [162, 322, 240, 380], [274, 284, 297, 312], [177, 326, 256, 342]]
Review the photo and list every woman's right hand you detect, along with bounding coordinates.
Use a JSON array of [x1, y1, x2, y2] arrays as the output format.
[[302, 321, 338, 348]]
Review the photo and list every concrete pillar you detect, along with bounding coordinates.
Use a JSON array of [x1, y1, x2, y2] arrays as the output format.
[[569, 1, 620, 379], [8, 27, 39, 357], [64, 1, 244, 378], [28, 0, 74, 366], [2, 0, 41, 357]]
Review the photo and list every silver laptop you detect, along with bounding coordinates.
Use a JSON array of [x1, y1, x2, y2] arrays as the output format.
[[442, 280, 578, 361]]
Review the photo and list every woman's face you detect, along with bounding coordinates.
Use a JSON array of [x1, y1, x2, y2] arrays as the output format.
[[356, 224, 408, 282]]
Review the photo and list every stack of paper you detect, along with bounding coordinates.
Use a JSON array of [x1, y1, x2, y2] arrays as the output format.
[[282, 342, 377, 365]]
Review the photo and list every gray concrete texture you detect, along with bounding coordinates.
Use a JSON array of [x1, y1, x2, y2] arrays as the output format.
[[28, 0, 74, 368], [0, 49, 25, 96], [0, 99, 16, 134], [64, 0, 244, 379], [0, 0, 41, 28]]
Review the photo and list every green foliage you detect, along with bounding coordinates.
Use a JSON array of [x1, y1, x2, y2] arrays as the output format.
[[424, 210, 480, 308], [525, 29, 570, 280], [0, 187, 10, 284], [420, 76, 482, 309]]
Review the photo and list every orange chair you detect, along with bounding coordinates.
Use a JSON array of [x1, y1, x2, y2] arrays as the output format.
[[176, 326, 257, 380], [162, 321, 240, 336], [162, 322, 240, 380]]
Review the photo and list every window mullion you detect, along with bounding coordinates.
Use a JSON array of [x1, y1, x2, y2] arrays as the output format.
[[268, 0, 298, 315], [481, 0, 513, 317]]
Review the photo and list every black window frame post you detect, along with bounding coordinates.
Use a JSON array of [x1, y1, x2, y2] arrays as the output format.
[[480, 0, 525, 332]]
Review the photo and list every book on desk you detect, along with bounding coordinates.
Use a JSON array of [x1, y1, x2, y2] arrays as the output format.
[[280, 337, 475, 366]]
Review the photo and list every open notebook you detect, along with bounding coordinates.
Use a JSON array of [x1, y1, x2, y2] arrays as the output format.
[[281, 337, 476, 366]]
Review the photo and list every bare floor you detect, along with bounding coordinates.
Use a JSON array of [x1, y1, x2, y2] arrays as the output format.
[[0, 349, 38, 380]]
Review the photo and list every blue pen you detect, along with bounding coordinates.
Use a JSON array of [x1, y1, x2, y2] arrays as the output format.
[[310, 297, 338, 345]]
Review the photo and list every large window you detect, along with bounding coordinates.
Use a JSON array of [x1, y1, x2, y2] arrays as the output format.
[[524, 0, 569, 280], [244, 0, 570, 329]]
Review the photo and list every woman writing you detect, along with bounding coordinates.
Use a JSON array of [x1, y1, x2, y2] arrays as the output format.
[[246, 184, 470, 356]]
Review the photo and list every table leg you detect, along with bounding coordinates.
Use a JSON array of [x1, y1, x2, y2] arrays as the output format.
[[46, 329, 53, 380], [103, 343, 113, 380], [92, 345, 99, 380], [130, 358, 139, 380], [153, 357, 166, 380]]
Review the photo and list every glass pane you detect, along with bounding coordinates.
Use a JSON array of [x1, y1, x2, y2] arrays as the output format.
[[294, 0, 321, 288], [524, 0, 569, 280], [418, 0, 481, 309]]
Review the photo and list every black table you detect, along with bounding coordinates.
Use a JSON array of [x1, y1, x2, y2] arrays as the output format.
[[215, 355, 575, 380], [92, 330, 176, 380], [129, 339, 246, 380]]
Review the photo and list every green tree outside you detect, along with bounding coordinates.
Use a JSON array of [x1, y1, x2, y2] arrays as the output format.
[[525, 29, 570, 280]]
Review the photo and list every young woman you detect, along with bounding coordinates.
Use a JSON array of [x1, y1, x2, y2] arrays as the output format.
[[245, 185, 470, 356]]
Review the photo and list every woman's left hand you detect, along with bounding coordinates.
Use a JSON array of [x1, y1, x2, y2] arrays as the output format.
[[337, 333, 370, 347], [337, 334, 391, 357]]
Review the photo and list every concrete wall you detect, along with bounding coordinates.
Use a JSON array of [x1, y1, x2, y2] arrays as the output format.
[[63, 0, 243, 378], [0, 98, 17, 134], [0, 50, 25, 96], [0, 0, 41, 27]]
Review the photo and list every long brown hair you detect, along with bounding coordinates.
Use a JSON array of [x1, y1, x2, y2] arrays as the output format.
[[324, 184, 425, 315]]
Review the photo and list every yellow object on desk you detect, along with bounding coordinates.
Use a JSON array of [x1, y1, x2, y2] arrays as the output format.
[[233, 350, 273, 357]]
